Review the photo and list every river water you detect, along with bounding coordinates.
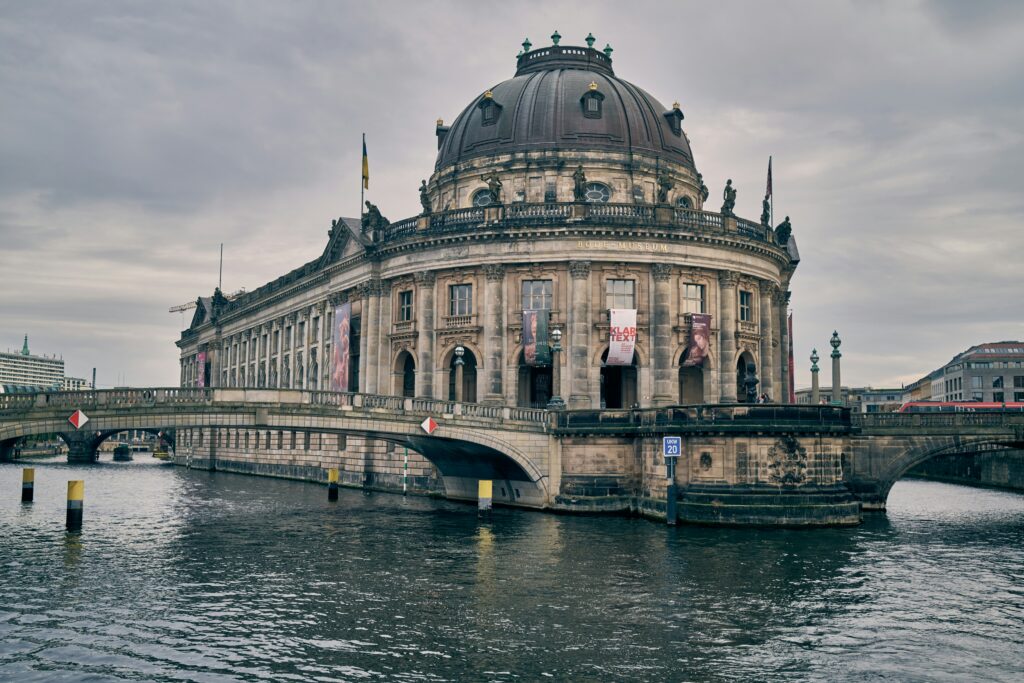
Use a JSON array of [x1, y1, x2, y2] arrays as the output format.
[[1, 457, 1022, 682]]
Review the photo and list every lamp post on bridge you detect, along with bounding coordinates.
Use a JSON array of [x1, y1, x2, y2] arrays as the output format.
[[810, 348, 820, 405], [830, 331, 842, 406], [547, 327, 565, 410], [454, 345, 465, 403]]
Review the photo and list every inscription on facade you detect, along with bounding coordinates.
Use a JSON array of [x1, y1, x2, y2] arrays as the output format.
[[576, 240, 670, 253]]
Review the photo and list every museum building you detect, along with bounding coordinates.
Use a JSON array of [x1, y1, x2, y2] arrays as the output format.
[[176, 36, 800, 487]]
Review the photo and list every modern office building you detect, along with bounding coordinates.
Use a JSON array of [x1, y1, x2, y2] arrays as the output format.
[[911, 341, 1024, 403], [0, 336, 64, 389]]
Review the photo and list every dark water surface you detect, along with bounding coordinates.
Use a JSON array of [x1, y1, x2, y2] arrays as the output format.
[[1, 458, 1022, 682]]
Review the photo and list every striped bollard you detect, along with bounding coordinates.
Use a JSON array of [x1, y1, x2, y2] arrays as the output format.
[[478, 480, 492, 517], [66, 480, 84, 531], [21, 468, 34, 503], [327, 468, 339, 502]]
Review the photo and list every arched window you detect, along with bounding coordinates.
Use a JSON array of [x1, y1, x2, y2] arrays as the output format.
[[580, 84, 605, 119], [584, 182, 611, 203], [676, 195, 693, 209], [477, 92, 502, 127], [472, 189, 494, 207]]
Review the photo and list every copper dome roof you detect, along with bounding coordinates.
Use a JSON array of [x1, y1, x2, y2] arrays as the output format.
[[435, 45, 695, 171]]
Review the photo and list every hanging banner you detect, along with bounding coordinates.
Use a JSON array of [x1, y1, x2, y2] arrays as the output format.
[[607, 309, 637, 366], [330, 303, 352, 392], [683, 314, 711, 367], [195, 352, 206, 388], [522, 310, 551, 367]]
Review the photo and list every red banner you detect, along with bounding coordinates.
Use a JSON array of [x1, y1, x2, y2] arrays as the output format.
[[607, 309, 637, 366], [331, 303, 352, 392], [683, 314, 711, 367]]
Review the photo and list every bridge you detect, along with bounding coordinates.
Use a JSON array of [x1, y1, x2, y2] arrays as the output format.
[[2, 388, 1022, 524]]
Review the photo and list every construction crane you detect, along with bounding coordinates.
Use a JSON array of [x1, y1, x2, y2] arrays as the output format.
[[169, 301, 196, 328]]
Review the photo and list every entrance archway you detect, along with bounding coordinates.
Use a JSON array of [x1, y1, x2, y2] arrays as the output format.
[[448, 348, 478, 402], [600, 348, 638, 409], [736, 351, 757, 403], [394, 351, 416, 398], [679, 350, 704, 404], [517, 350, 552, 408]]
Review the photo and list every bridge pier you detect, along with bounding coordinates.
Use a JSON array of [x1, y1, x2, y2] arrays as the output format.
[[59, 431, 100, 464]]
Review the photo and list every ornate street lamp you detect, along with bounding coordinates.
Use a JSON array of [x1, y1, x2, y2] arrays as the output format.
[[454, 345, 465, 403], [810, 348, 820, 405], [829, 331, 842, 405], [547, 328, 565, 410]]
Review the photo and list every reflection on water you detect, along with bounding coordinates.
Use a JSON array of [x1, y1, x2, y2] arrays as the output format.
[[1, 457, 1022, 681]]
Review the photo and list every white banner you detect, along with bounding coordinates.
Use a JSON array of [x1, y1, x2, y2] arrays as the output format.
[[607, 309, 637, 366]]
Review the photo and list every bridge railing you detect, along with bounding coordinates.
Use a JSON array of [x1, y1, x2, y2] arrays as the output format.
[[853, 412, 1024, 429], [555, 404, 851, 431]]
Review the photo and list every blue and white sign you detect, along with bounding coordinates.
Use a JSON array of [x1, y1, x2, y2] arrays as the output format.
[[662, 436, 682, 458]]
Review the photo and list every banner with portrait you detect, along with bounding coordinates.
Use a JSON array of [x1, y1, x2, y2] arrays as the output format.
[[522, 310, 551, 367], [330, 302, 352, 392], [195, 351, 207, 388], [683, 314, 711, 367], [607, 308, 637, 366]]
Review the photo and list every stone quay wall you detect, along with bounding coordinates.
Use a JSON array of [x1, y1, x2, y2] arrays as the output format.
[[907, 448, 1024, 492]]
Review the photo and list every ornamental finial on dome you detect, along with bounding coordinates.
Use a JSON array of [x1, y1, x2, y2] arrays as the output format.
[[483, 90, 493, 99], [436, 118, 444, 127], [522, 37, 532, 53], [551, 30, 561, 46], [585, 32, 595, 48], [589, 81, 598, 91], [603, 43, 613, 59], [673, 101, 680, 110]]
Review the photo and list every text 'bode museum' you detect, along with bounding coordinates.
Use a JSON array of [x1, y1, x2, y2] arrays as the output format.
[[178, 34, 800, 413]]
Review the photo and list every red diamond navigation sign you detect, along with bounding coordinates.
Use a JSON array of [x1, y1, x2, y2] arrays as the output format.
[[68, 410, 89, 430], [420, 417, 438, 435]]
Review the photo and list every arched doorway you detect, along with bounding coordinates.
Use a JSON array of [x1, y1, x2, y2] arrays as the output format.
[[679, 350, 704, 404], [736, 351, 757, 403], [600, 348, 638, 409], [517, 350, 552, 408], [394, 351, 416, 398], [448, 348, 477, 402]]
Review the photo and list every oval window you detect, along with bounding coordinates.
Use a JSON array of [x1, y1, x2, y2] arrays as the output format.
[[472, 189, 494, 207], [584, 182, 611, 203]]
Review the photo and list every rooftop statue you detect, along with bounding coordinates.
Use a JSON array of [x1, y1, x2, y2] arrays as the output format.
[[775, 215, 792, 246], [721, 179, 736, 217], [482, 172, 503, 204], [761, 194, 771, 227], [697, 172, 709, 203], [419, 180, 432, 215], [572, 165, 587, 202], [656, 170, 674, 204], [362, 201, 389, 235]]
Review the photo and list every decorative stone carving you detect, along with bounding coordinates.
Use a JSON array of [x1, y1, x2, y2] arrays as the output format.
[[361, 201, 389, 233], [721, 179, 736, 217], [482, 172, 503, 204], [718, 270, 739, 287], [775, 216, 792, 246], [697, 172, 709, 203], [572, 165, 587, 202], [414, 271, 436, 287], [652, 263, 672, 281], [656, 170, 673, 204], [484, 264, 505, 281], [419, 180, 432, 215], [379, 279, 392, 296], [569, 260, 591, 279], [767, 435, 809, 485]]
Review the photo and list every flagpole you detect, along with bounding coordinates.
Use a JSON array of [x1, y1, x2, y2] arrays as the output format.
[[360, 132, 365, 223]]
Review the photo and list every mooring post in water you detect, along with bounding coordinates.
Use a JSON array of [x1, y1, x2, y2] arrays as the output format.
[[327, 468, 339, 502], [478, 480, 492, 517], [66, 480, 84, 531], [21, 468, 34, 503]]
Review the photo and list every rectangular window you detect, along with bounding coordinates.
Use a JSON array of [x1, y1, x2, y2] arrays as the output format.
[[993, 392, 1004, 403], [338, 434, 347, 451], [1015, 391, 1024, 402], [971, 391, 984, 401], [586, 97, 599, 112], [312, 317, 320, 340], [521, 280, 553, 311], [545, 181, 557, 203], [450, 284, 473, 316], [399, 290, 414, 321], [298, 321, 306, 345], [349, 316, 361, 392], [273, 330, 279, 353], [971, 376, 983, 389], [683, 284, 706, 314], [739, 291, 753, 322], [284, 327, 291, 350], [1014, 376, 1024, 389], [993, 376, 1004, 388], [606, 279, 635, 310]]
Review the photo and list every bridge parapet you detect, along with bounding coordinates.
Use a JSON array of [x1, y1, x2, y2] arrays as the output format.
[[853, 412, 1024, 433], [555, 404, 851, 434]]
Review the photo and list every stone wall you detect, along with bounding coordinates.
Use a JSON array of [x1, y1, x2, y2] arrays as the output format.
[[907, 449, 1024, 492]]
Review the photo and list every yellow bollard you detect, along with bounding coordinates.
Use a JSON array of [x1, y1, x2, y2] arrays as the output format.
[[66, 480, 84, 531], [21, 468, 34, 503], [478, 480, 492, 517], [327, 468, 339, 502]]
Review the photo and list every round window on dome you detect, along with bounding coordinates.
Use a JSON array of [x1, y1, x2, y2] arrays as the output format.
[[472, 189, 494, 207], [584, 182, 611, 203], [676, 195, 693, 209]]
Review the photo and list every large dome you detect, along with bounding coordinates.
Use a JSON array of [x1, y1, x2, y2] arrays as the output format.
[[435, 44, 695, 171]]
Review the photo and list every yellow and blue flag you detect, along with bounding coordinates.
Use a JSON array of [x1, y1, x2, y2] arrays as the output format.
[[362, 134, 369, 190]]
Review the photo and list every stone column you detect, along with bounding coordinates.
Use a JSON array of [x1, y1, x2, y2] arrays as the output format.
[[810, 349, 820, 404], [759, 283, 775, 401], [568, 260, 592, 408], [776, 290, 791, 402], [483, 264, 505, 404], [377, 281, 392, 393], [651, 263, 674, 406], [361, 280, 380, 394], [718, 271, 738, 402], [830, 331, 842, 405], [414, 271, 436, 397]]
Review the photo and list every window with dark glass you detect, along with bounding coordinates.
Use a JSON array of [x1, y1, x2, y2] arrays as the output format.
[[1014, 376, 1024, 388], [348, 317, 361, 392], [450, 284, 473, 316], [606, 279, 635, 309], [584, 182, 611, 203], [676, 195, 693, 209], [993, 376, 1004, 388], [683, 284, 705, 314], [472, 189, 493, 207], [522, 280, 553, 311], [994, 391, 1005, 402], [399, 290, 413, 322], [739, 291, 753, 322]]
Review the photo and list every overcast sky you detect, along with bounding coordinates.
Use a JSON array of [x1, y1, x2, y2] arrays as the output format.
[[1, 0, 1022, 390]]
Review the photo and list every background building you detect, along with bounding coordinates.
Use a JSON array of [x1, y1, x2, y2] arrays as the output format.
[[0, 336, 64, 389], [907, 341, 1024, 403], [795, 386, 902, 412]]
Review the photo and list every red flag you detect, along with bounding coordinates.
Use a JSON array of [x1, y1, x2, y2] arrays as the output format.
[[766, 156, 773, 198]]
